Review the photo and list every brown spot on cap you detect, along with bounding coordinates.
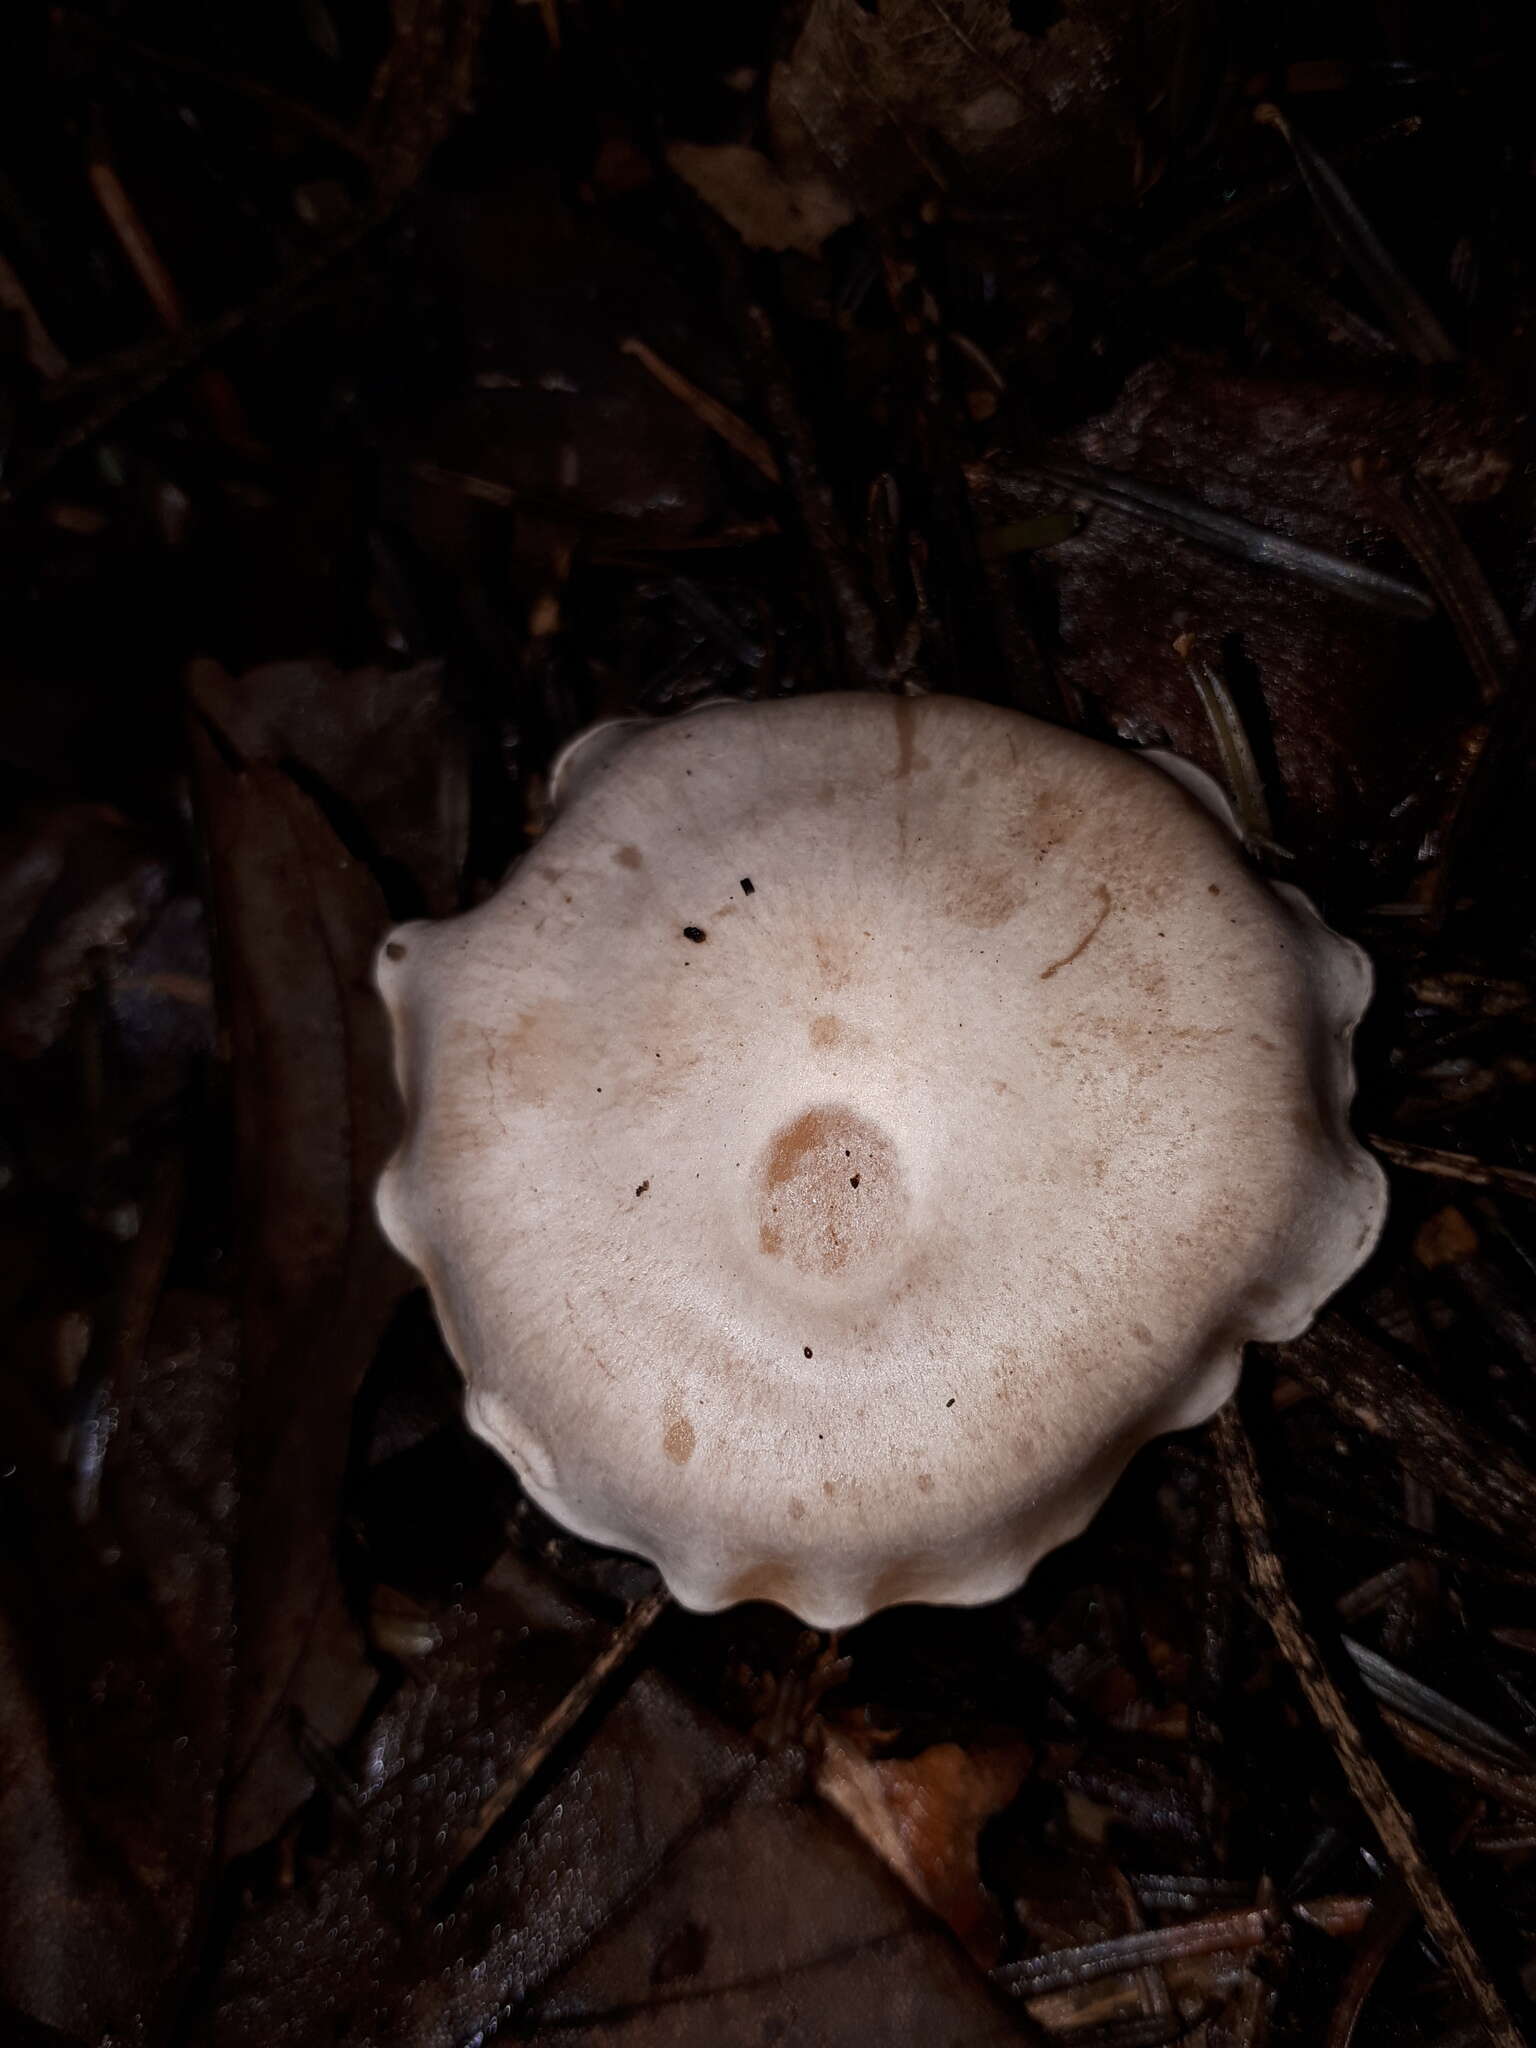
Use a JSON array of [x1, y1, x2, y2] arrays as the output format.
[[757, 1104, 906, 1277], [613, 844, 644, 869], [663, 1415, 696, 1465], [809, 1014, 843, 1049], [941, 865, 1030, 930], [813, 933, 853, 991]]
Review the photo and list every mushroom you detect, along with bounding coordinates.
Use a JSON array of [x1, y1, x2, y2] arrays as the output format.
[[376, 693, 1384, 1628]]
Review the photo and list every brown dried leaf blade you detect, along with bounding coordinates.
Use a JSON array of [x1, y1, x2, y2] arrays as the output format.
[[191, 707, 405, 1852]]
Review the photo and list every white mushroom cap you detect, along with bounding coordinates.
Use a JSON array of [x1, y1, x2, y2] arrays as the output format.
[[376, 694, 1385, 1628]]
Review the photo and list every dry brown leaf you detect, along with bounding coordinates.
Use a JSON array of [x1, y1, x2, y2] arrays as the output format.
[[667, 141, 853, 256], [0, 1293, 236, 2045], [189, 656, 469, 916], [767, 0, 1179, 222], [198, 1555, 1029, 2048], [988, 356, 1512, 889], [1415, 1204, 1480, 1269], [817, 1729, 1030, 1965], [190, 701, 406, 1852], [0, 803, 166, 1061]]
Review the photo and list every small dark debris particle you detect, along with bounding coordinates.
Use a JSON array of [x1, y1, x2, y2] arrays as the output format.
[[682, 926, 707, 943], [741, 877, 755, 895], [385, 941, 407, 961], [804, 1347, 813, 1359], [636, 1180, 650, 1196], [849, 1173, 860, 1187], [946, 1397, 956, 1407]]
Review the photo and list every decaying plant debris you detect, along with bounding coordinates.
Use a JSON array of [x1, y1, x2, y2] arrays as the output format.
[[2, 4, 1535, 2044]]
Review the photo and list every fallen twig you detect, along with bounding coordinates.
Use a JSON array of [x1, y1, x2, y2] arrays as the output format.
[[0, 246, 69, 378], [986, 458, 1434, 621], [1270, 1314, 1536, 1554], [86, 148, 253, 452], [1371, 1136, 1536, 1202], [621, 336, 781, 484], [2, 0, 489, 503], [1175, 634, 1281, 852], [1344, 1637, 1535, 1773], [57, 9, 378, 168], [994, 1906, 1275, 1996], [1351, 470, 1516, 708], [443, 1583, 669, 1877], [1215, 1401, 1528, 2048], [742, 299, 887, 688], [1254, 103, 1457, 365], [1349, 467, 1517, 920]]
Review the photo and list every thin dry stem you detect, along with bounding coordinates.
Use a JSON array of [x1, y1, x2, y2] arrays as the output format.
[[1215, 1401, 1527, 2048]]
